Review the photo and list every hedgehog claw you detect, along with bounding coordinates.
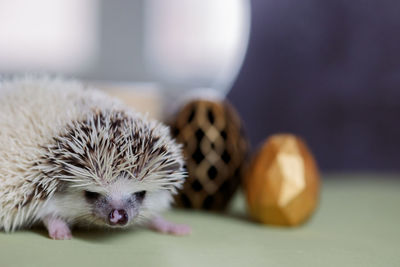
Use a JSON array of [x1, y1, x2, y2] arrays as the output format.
[[149, 216, 191, 236]]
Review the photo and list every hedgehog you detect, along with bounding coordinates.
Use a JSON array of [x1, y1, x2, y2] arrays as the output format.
[[0, 76, 191, 239]]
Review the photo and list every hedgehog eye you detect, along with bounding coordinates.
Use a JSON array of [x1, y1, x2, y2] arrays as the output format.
[[135, 191, 146, 200], [84, 190, 101, 201]]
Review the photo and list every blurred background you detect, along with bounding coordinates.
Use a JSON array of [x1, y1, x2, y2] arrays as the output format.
[[0, 0, 399, 172]]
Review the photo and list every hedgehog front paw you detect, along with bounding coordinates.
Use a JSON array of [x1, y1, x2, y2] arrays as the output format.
[[49, 224, 72, 240], [149, 216, 191, 236], [43, 216, 72, 240]]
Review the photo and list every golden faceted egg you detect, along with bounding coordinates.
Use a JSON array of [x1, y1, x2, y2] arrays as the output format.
[[171, 99, 248, 210], [245, 134, 320, 226]]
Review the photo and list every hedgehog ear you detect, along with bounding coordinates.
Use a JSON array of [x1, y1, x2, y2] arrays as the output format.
[[55, 181, 69, 192], [160, 162, 181, 173]]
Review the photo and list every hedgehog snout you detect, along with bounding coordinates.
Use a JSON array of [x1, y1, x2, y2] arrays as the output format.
[[108, 209, 128, 225]]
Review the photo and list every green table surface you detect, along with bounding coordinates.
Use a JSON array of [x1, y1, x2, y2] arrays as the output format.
[[1, 174, 399, 267]]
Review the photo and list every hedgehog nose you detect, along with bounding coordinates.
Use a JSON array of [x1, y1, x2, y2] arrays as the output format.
[[108, 209, 128, 226]]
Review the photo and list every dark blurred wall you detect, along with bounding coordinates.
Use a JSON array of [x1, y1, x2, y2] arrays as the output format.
[[228, 0, 400, 171]]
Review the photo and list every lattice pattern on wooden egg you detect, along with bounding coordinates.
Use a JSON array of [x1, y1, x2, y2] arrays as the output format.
[[171, 100, 248, 210]]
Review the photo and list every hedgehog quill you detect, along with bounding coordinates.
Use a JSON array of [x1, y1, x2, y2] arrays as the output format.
[[0, 77, 191, 239]]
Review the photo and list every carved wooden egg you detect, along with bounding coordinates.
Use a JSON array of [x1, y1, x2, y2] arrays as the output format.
[[245, 134, 320, 226], [171, 99, 248, 210]]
